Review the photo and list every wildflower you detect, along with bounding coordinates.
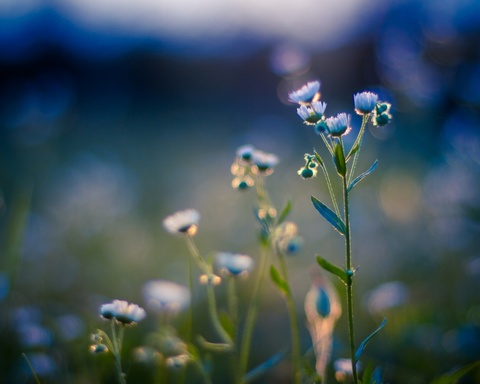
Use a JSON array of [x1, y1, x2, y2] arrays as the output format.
[[199, 273, 222, 286], [133, 347, 161, 364], [275, 222, 303, 255], [325, 113, 351, 137], [143, 280, 190, 316], [100, 300, 146, 325], [373, 102, 392, 126], [289, 81, 321, 104], [232, 175, 254, 191], [163, 209, 200, 236], [334, 358, 360, 382], [90, 344, 109, 353], [353, 92, 378, 115], [314, 120, 329, 135], [297, 101, 327, 125], [166, 354, 190, 369], [297, 154, 318, 180], [251, 150, 279, 176], [236, 144, 255, 162], [216, 252, 254, 276]]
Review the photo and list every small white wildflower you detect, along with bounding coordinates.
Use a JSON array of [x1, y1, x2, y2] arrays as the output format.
[[334, 359, 360, 382], [373, 102, 392, 126], [143, 280, 190, 316], [216, 252, 254, 276], [236, 144, 255, 162], [288, 81, 321, 104], [353, 92, 378, 115], [163, 209, 200, 236], [100, 300, 146, 325], [296, 101, 326, 125], [325, 113, 351, 137], [251, 150, 279, 176], [166, 353, 190, 369]]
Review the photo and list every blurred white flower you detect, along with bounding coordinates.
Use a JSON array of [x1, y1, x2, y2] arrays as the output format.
[[366, 281, 409, 314], [163, 209, 200, 236], [216, 252, 254, 276], [326, 113, 351, 137], [353, 91, 378, 115], [251, 150, 279, 175], [100, 300, 146, 324], [143, 280, 190, 316], [288, 81, 321, 104]]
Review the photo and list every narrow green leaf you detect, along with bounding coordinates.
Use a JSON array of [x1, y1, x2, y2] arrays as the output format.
[[313, 150, 324, 166], [219, 312, 236, 340], [243, 349, 288, 383], [371, 367, 383, 384], [270, 265, 290, 295], [430, 361, 480, 384], [361, 362, 374, 384], [348, 160, 379, 192], [277, 200, 292, 225], [333, 143, 346, 176], [197, 336, 233, 352], [355, 319, 387, 362], [316, 256, 348, 284], [346, 141, 360, 161], [311, 196, 346, 235]]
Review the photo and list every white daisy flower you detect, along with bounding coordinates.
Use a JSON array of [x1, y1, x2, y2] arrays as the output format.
[[100, 300, 146, 324], [216, 252, 254, 276], [143, 280, 190, 316], [251, 150, 279, 176], [325, 113, 351, 137], [163, 209, 200, 236], [288, 81, 321, 104], [353, 92, 378, 115]]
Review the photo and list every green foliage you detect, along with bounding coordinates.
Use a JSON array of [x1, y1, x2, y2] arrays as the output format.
[[242, 349, 288, 383], [333, 143, 347, 176], [355, 319, 387, 363], [277, 200, 292, 225], [270, 264, 290, 295], [316, 255, 348, 285], [348, 160, 378, 192], [311, 196, 346, 235], [430, 361, 480, 384]]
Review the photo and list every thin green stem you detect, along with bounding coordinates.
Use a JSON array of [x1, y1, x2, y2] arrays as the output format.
[[185, 235, 211, 274], [110, 321, 127, 384], [347, 114, 369, 186], [319, 162, 341, 217], [319, 132, 334, 155], [277, 251, 301, 384], [206, 282, 233, 346], [228, 277, 238, 326], [342, 175, 358, 384], [238, 245, 270, 382]]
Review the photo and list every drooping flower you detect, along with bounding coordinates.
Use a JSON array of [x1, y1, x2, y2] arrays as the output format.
[[325, 113, 351, 137], [353, 92, 378, 115], [100, 300, 146, 325], [373, 102, 392, 126], [297, 154, 318, 180], [288, 81, 321, 104], [275, 222, 303, 255], [236, 144, 255, 163], [216, 252, 254, 276], [163, 209, 200, 236], [251, 150, 279, 176], [143, 280, 190, 316]]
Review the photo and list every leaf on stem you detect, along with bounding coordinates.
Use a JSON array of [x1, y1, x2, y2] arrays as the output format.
[[316, 256, 348, 285], [355, 318, 387, 363], [277, 200, 292, 225], [333, 143, 347, 176], [311, 196, 346, 235], [430, 361, 480, 384], [270, 265, 290, 296], [197, 336, 233, 352], [219, 312, 236, 340], [348, 160, 379, 192], [313, 150, 324, 166], [242, 349, 288, 383]]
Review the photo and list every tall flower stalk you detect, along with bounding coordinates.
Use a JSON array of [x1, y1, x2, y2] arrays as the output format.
[[290, 82, 391, 382]]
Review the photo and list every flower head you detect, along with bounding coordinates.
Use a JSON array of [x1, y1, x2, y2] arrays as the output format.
[[100, 300, 146, 325], [373, 102, 392, 126], [251, 150, 279, 176], [325, 113, 351, 137], [353, 92, 378, 115], [296, 101, 327, 125], [275, 222, 303, 255], [216, 252, 254, 276], [297, 154, 318, 180], [289, 81, 321, 104], [143, 280, 190, 316], [236, 144, 255, 163], [163, 209, 200, 236]]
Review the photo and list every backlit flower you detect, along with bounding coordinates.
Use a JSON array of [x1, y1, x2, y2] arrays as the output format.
[[100, 300, 146, 325], [216, 252, 254, 276], [251, 150, 279, 176], [297, 101, 327, 124], [236, 144, 255, 163], [289, 81, 321, 104], [143, 280, 190, 316], [325, 113, 351, 137], [373, 102, 392, 126], [163, 209, 200, 236], [353, 92, 378, 115]]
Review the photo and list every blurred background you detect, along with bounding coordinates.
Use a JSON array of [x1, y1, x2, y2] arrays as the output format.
[[0, 0, 480, 382]]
